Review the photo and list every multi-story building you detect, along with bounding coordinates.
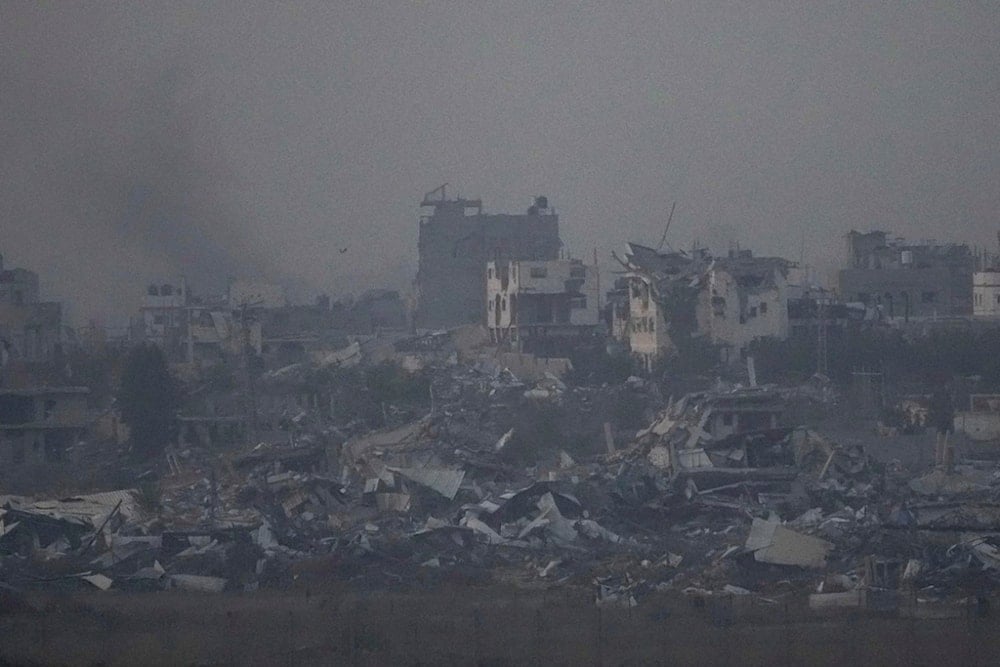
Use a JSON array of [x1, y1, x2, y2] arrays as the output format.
[[973, 270, 1000, 318], [615, 243, 792, 368], [0, 254, 66, 367], [486, 259, 600, 354], [415, 185, 562, 329], [0, 386, 91, 475], [838, 231, 975, 320]]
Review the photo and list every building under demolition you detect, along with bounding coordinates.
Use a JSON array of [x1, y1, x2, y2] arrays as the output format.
[[414, 185, 562, 329], [839, 231, 976, 320]]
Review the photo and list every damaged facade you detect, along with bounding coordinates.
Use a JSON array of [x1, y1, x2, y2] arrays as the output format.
[[486, 258, 600, 354], [614, 243, 791, 368], [839, 230, 976, 320], [415, 185, 562, 329], [0, 386, 91, 478], [0, 254, 67, 367]]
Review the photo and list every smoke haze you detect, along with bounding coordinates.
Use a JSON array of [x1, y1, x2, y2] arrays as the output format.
[[2, 2, 999, 323]]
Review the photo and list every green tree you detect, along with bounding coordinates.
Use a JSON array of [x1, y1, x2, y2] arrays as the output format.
[[118, 344, 181, 458]]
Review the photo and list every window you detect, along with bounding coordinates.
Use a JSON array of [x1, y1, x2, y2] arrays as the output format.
[[748, 306, 757, 318], [147, 285, 159, 296], [488, 299, 494, 310], [648, 317, 654, 332], [857, 292, 869, 303], [530, 266, 547, 278], [921, 291, 937, 304], [569, 296, 587, 310], [759, 302, 767, 315], [488, 268, 493, 280], [153, 314, 165, 325], [570, 265, 586, 278], [161, 284, 174, 296], [501, 298, 507, 311]]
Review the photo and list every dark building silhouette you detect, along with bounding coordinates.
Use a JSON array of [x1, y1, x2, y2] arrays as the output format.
[[414, 185, 561, 329]]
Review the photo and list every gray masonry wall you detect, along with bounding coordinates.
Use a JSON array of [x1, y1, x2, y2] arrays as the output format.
[[416, 207, 561, 329]]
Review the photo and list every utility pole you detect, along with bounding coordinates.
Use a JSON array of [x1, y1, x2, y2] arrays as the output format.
[[238, 301, 263, 444], [816, 288, 828, 377]]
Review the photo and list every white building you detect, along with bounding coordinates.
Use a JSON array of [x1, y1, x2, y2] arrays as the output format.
[[140, 281, 189, 347], [616, 244, 792, 368], [973, 271, 1000, 318], [486, 259, 600, 354], [696, 254, 790, 364]]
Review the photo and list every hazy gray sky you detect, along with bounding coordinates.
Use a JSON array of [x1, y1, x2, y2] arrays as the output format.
[[2, 2, 999, 324]]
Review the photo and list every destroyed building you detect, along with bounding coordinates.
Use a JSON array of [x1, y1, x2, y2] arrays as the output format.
[[227, 280, 288, 309], [973, 269, 1000, 318], [614, 243, 792, 368], [0, 386, 91, 480], [0, 254, 67, 368], [839, 230, 975, 319], [486, 258, 601, 354], [415, 185, 562, 330]]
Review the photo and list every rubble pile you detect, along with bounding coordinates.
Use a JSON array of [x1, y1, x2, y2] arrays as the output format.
[[4, 341, 1000, 618]]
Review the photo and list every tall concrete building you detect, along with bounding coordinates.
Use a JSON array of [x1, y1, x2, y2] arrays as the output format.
[[414, 185, 561, 329]]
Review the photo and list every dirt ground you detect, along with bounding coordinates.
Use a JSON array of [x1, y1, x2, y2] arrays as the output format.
[[3, 583, 1000, 666]]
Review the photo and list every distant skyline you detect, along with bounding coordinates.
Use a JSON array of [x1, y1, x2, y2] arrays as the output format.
[[3, 2, 999, 324]]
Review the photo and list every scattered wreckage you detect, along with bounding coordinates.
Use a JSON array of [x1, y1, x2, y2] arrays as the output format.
[[3, 335, 1000, 621]]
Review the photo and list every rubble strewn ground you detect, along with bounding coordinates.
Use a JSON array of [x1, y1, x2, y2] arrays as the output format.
[[4, 329, 1000, 663]]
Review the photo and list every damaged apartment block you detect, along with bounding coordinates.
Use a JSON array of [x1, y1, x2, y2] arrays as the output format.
[[0, 386, 91, 481], [415, 185, 562, 329], [612, 242, 792, 369], [486, 258, 601, 355]]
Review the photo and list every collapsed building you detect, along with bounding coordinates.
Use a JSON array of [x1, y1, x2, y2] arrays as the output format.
[[612, 243, 792, 368], [415, 185, 562, 330]]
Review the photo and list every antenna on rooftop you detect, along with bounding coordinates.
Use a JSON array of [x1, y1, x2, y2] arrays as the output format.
[[655, 201, 677, 252]]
